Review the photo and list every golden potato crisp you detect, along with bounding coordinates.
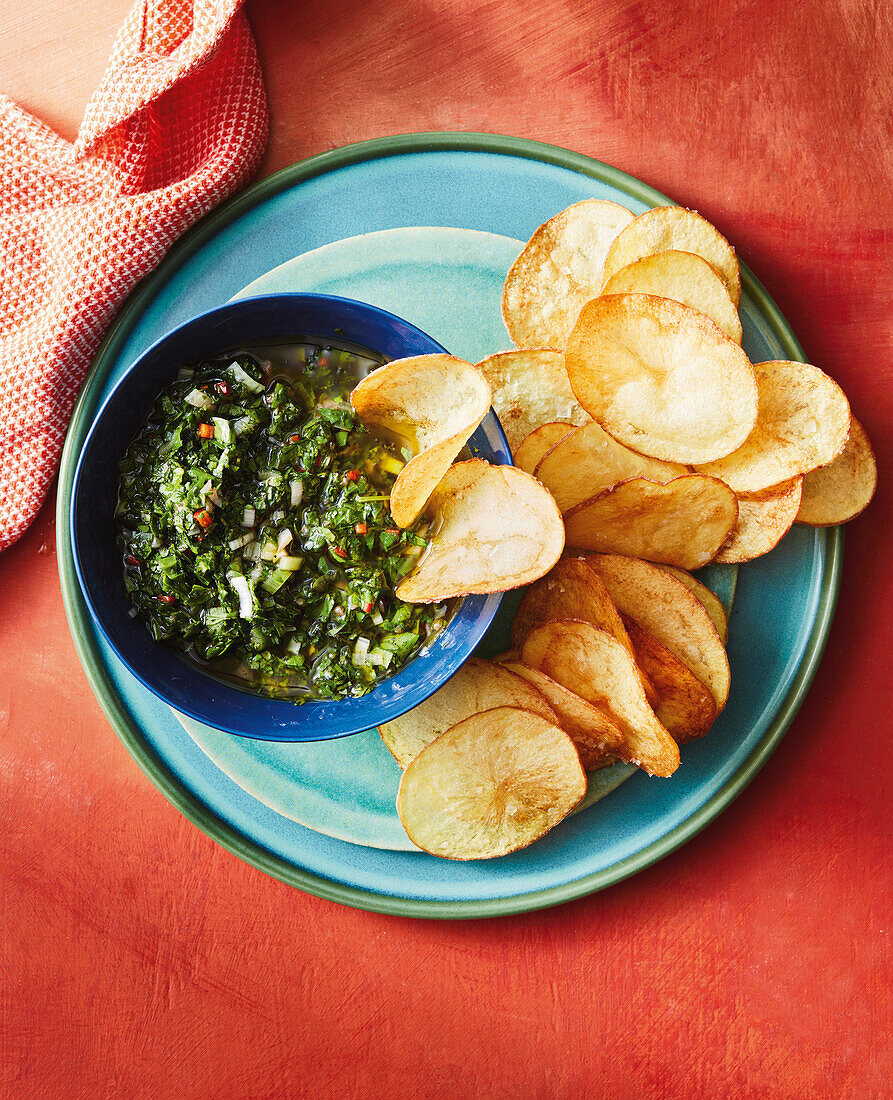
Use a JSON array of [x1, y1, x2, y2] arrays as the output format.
[[623, 616, 717, 743], [350, 354, 491, 528], [502, 198, 635, 348], [563, 475, 738, 570], [565, 294, 758, 464], [697, 361, 850, 493], [533, 420, 687, 512], [585, 554, 731, 710], [379, 657, 557, 770], [658, 566, 729, 644], [500, 661, 624, 770], [601, 249, 742, 343], [396, 706, 586, 860], [474, 349, 589, 453], [520, 620, 680, 777], [514, 422, 576, 475], [396, 460, 565, 602], [715, 479, 803, 563], [601, 205, 741, 306], [796, 416, 877, 526]]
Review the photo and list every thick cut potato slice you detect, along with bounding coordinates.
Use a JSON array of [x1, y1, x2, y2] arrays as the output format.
[[534, 420, 687, 513], [511, 557, 634, 655], [623, 616, 717, 743], [350, 354, 491, 528], [697, 361, 850, 493], [565, 294, 758, 464], [500, 661, 624, 770], [379, 657, 557, 770], [585, 553, 730, 710], [658, 566, 728, 644], [601, 249, 742, 343], [520, 620, 680, 777], [502, 199, 636, 348], [563, 475, 738, 571], [796, 416, 877, 526], [396, 460, 565, 602], [601, 206, 741, 306], [475, 349, 589, 452], [715, 479, 802, 563], [396, 706, 586, 860], [514, 422, 576, 475]]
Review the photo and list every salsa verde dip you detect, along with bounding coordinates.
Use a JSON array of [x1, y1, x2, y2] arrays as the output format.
[[115, 340, 448, 700]]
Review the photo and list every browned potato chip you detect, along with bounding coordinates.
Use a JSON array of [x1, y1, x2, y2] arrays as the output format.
[[474, 349, 589, 452], [396, 460, 565, 603], [379, 657, 557, 769], [514, 422, 576, 475], [511, 556, 634, 655], [502, 199, 636, 348], [697, 361, 850, 493], [350, 354, 491, 528], [396, 706, 586, 860], [534, 420, 687, 513], [601, 206, 741, 306], [601, 249, 743, 343], [658, 566, 729, 644], [500, 661, 624, 770], [585, 553, 731, 711], [796, 416, 877, 526], [622, 616, 717, 743], [715, 479, 802, 564], [520, 620, 680, 777], [565, 294, 758, 464], [563, 475, 738, 571]]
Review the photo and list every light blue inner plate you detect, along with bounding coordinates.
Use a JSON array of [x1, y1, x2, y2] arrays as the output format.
[[70, 146, 832, 906]]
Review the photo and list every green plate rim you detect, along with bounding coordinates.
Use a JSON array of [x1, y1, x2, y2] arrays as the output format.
[[56, 131, 844, 919]]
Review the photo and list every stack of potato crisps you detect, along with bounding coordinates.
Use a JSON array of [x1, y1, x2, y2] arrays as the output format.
[[350, 201, 876, 860]]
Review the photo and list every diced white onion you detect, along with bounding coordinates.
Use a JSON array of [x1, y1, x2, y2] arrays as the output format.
[[277, 528, 293, 553], [242, 541, 260, 562], [228, 532, 255, 550], [228, 574, 254, 619], [241, 507, 256, 527], [185, 388, 214, 410], [352, 637, 371, 667], [290, 480, 303, 507], [278, 555, 303, 572], [150, 536, 162, 550], [260, 542, 277, 562], [371, 610, 384, 626], [227, 362, 264, 394], [233, 416, 251, 436], [271, 510, 285, 524], [208, 488, 223, 508], [176, 368, 195, 381], [127, 606, 139, 619]]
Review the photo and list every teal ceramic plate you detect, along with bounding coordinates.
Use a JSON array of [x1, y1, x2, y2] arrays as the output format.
[[57, 134, 842, 917]]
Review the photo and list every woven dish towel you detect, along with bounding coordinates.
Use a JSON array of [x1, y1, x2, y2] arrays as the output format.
[[0, 0, 267, 551]]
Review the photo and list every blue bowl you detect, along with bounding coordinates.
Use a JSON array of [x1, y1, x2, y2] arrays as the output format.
[[70, 293, 509, 741]]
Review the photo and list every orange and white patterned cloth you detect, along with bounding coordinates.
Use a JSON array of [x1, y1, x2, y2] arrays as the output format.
[[0, 0, 267, 550]]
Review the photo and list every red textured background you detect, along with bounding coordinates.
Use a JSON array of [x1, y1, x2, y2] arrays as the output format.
[[2, 1, 891, 1096]]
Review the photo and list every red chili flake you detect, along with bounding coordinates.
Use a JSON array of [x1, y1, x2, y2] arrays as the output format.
[[290, 433, 302, 443], [355, 522, 368, 535], [215, 380, 231, 396], [332, 545, 346, 558], [344, 469, 359, 482], [197, 423, 215, 440], [158, 594, 175, 605], [386, 528, 400, 536], [194, 509, 213, 529], [124, 554, 140, 567], [362, 601, 374, 614]]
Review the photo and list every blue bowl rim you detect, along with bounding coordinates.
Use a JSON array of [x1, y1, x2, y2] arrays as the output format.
[[69, 291, 508, 741]]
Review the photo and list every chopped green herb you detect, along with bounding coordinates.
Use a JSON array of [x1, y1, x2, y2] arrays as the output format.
[[116, 342, 449, 700]]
